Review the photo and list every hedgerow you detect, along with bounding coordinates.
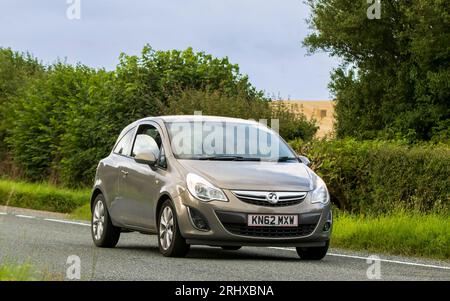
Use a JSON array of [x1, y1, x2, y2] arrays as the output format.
[[291, 139, 450, 214]]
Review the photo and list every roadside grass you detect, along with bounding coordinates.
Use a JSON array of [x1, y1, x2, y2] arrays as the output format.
[[0, 179, 90, 213], [71, 203, 91, 220], [0, 262, 62, 281], [332, 211, 450, 260]]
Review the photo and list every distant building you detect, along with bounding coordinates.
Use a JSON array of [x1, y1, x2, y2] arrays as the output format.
[[271, 100, 335, 138]]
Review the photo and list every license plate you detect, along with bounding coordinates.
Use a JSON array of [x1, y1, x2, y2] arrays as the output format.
[[247, 214, 298, 227]]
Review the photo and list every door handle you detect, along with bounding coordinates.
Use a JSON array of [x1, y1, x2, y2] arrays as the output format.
[[120, 170, 129, 176]]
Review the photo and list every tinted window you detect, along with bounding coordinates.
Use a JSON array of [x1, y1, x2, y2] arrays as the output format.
[[131, 124, 162, 158], [157, 146, 167, 169], [113, 128, 135, 156]]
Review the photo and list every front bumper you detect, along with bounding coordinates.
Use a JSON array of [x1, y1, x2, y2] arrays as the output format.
[[173, 188, 332, 247]]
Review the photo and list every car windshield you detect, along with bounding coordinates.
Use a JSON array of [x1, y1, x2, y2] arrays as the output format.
[[165, 120, 297, 161]]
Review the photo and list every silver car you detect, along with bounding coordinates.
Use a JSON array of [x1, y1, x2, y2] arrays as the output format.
[[90, 115, 332, 259]]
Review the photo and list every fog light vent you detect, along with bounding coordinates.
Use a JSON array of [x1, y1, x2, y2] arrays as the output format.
[[188, 207, 210, 231], [323, 211, 332, 232], [323, 221, 331, 232]]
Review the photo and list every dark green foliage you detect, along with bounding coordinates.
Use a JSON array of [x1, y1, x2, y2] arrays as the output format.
[[6, 63, 112, 185], [110, 45, 263, 125], [57, 67, 116, 186], [0, 48, 44, 159], [304, 0, 450, 142], [292, 139, 450, 214]]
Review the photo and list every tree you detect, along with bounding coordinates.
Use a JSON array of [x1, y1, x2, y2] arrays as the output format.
[[6, 63, 101, 183], [0, 48, 43, 159], [303, 0, 450, 141], [108, 45, 263, 128]]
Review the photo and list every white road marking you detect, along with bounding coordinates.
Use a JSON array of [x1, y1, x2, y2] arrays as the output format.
[[328, 252, 450, 270], [15, 214, 35, 219], [7, 212, 90, 226], [44, 218, 90, 227], [268, 247, 450, 270]]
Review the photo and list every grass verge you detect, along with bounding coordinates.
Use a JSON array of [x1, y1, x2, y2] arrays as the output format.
[[332, 211, 450, 260], [0, 179, 90, 213], [71, 203, 91, 220]]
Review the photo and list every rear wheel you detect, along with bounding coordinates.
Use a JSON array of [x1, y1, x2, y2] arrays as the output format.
[[296, 240, 329, 260], [158, 200, 190, 257], [221, 246, 242, 251], [91, 194, 120, 248]]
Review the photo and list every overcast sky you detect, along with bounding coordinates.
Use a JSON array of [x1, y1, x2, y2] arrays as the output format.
[[0, 0, 338, 100]]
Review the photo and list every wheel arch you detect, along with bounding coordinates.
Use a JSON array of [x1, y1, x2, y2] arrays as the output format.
[[90, 187, 104, 212], [155, 193, 173, 221]]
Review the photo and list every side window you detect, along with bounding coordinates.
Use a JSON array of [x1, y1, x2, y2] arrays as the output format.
[[131, 124, 162, 159], [113, 128, 135, 156], [157, 146, 167, 169]]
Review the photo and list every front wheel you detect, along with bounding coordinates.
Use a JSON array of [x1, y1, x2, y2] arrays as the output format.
[[158, 200, 190, 257], [296, 240, 329, 260], [91, 194, 120, 248]]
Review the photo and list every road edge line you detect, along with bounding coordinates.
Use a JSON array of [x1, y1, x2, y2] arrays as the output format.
[[268, 247, 450, 270]]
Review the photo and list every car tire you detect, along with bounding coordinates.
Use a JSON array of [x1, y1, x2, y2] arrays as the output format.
[[91, 194, 120, 248], [221, 246, 242, 251], [158, 200, 190, 257], [296, 240, 329, 260]]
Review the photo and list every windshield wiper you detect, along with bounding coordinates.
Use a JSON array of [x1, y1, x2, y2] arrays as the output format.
[[275, 156, 298, 162], [197, 155, 261, 161]]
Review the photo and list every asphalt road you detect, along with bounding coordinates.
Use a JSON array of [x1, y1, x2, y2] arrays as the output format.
[[0, 208, 449, 281]]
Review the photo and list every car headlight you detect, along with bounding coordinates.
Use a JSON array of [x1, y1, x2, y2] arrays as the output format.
[[311, 176, 330, 205], [186, 173, 228, 202]]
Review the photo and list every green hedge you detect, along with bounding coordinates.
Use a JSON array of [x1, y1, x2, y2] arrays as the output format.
[[0, 179, 90, 213], [291, 139, 450, 214]]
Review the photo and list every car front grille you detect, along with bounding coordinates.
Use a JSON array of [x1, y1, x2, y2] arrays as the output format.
[[222, 223, 317, 238], [232, 190, 307, 207]]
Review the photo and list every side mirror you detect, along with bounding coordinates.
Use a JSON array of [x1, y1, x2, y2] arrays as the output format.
[[134, 151, 157, 166], [298, 155, 311, 166]]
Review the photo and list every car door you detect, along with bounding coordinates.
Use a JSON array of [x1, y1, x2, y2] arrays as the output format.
[[108, 126, 137, 226], [122, 122, 165, 230]]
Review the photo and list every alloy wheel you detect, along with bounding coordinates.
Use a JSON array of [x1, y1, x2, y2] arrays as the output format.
[[159, 206, 174, 250], [92, 200, 105, 240]]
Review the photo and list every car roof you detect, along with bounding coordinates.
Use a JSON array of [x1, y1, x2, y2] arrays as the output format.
[[140, 115, 261, 125]]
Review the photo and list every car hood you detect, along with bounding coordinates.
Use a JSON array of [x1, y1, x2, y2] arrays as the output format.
[[177, 160, 313, 191]]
